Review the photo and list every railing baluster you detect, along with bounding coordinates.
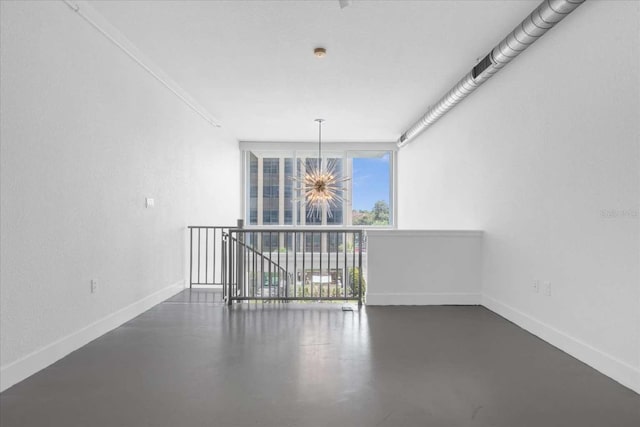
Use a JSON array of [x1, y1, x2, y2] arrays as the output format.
[[310, 232, 314, 299], [319, 231, 323, 298], [336, 231, 340, 297], [343, 231, 347, 301], [222, 233, 226, 300], [205, 228, 209, 284], [213, 228, 217, 284], [268, 231, 273, 300], [189, 228, 194, 289], [352, 233, 356, 299], [358, 231, 363, 306], [285, 232, 289, 299], [293, 232, 297, 299], [221, 229, 226, 287], [227, 231, 232, 305], [229, 233, 233, 300], [197, 228, 202, 284]]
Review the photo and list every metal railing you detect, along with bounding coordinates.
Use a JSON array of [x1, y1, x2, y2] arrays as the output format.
[[228, 233, 295, 298], [226, 228, 365, 306], [188, 226, 233, 289]]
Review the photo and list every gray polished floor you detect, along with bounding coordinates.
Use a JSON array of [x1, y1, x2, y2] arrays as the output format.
[[1, 289, 638, 427]]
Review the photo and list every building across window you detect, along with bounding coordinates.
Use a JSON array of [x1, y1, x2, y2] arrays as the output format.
[[243, 146, 395, 228]]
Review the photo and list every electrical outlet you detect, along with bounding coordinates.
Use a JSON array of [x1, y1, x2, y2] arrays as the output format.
[[543, 281, 551, 296], [145, 198, 155, 208], [90, 279, 97, 293], [533, 280, 540, 293]]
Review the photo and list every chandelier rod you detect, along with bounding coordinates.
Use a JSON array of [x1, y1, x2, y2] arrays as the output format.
[[315, 118, 324, 169]]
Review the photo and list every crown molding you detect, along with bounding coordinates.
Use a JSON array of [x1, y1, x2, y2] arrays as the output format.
[[62, 0, 221, 128]]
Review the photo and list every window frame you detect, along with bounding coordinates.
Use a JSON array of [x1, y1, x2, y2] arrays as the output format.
[[240, 142, 397, 229]]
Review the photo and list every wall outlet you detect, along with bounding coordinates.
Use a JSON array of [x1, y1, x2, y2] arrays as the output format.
[[533, 280, 540, 293], [145, 197, 155, 208], [543, 281, 551, 296], [90, 279, 97, 293]]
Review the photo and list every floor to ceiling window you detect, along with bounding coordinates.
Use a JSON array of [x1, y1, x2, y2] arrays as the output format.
[[241, 143, 396, 228]]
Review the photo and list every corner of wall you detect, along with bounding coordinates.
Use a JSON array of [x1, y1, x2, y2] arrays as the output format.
[[481, 293, 640, 395], [0, 280, 185, 393]]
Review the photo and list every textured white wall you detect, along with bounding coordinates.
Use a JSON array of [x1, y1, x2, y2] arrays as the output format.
[[0, 1, 239, 374], [398, 1, 639, 391]]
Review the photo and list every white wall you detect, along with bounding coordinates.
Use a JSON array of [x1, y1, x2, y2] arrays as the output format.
[[367, 230, 483, 305], [398, 1, 639, 393], [0, 1, 240, 390]]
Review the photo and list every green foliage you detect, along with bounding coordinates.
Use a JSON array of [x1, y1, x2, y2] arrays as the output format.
[[352, 210, 373, 225], [338, 241, 354, 252], [352, 200, 389, 226], [372, 200, 390, 223], [299, 284, 346, 298], [348, 267, 366, 300], [285, 277, 363, 301]]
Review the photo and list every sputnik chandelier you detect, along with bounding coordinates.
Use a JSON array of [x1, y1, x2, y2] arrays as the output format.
[[293, 119, 350, 218]]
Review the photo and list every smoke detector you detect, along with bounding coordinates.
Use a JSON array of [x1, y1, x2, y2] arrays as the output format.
[[314, 47, 327, 58]]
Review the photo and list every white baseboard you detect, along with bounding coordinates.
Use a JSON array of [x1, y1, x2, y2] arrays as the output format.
[[366, 292, 481, 306], [0, 280, 185, 392], [482, 294, 640, 395], [3, 285, 637, 396]]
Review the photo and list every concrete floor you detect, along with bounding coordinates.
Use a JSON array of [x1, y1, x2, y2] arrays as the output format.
[[1, 289, 638, 427]]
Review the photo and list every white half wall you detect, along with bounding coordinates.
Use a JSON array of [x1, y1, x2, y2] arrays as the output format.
[[366, 230, 483, 305], [398, 2, 639, 393], [0, 1, 240, 391]]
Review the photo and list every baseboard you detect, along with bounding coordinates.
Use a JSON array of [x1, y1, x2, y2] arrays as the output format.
[[0, 280, 185, 392], [482, 294, 640, 395], [366, 292, 481, 306]]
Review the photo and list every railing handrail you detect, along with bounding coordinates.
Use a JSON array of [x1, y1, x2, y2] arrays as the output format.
[[188, 225, 236, 229], [235, 227, 365, 233], [228, 235, 290, 280]]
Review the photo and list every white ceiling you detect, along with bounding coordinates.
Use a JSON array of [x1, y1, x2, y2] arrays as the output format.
[[90, 0, 539, 143]]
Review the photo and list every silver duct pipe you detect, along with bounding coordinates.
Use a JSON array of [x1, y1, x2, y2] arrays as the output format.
[[398, 0, 585, 148]]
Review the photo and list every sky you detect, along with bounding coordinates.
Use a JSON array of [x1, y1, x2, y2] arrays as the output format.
[[351, 153, 390, 211]]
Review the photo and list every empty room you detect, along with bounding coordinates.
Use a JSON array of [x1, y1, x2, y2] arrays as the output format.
[[0, 0, 638, 426]]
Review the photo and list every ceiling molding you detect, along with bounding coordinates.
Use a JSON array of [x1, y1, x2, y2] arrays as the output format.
[[62, 0, 222, 128]]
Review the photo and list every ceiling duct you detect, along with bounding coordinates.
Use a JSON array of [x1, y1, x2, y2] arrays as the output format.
[[397, 0, 585, 148]]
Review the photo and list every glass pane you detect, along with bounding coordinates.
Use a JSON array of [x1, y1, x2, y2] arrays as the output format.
[[299, 157, 323, 225], [284, 158, 294, 225], [248, 152, 258, 225], [296, 154, 345, 225], [325, 157, 344, 225], [262, 158, 279, 224], [351, 151, 391, 226]]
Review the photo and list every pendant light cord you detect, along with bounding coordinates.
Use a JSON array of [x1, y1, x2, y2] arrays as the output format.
[[316, 118, 324, 170]]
